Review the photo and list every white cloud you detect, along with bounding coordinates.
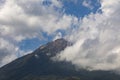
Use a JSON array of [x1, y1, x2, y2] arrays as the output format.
[[1, 0, 119, 71], [0, 38, 18, 67], [0, 0, 77, 67], [82, 0, 94, 10], [53, 32, 62, 41], [0, 0, 76, 42], [55, 0, 120, 71]]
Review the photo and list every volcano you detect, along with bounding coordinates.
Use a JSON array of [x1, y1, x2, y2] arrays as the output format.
[[0, 38, 120, 80]]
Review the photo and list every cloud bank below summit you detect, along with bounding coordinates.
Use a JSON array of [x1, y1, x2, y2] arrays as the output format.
[[0, 0, 120, 72], [0, 0, 77, 67], [55, 0, 120, 71]]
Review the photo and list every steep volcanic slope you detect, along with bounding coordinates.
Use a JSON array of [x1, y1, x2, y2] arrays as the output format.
[[0, 38, 120, 80]]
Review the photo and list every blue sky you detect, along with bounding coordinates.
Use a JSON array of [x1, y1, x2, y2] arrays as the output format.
[[0, 0, 102, 64], [1, 0, 120, 69], [61, 0, 101, 18], [18, 0, 101, 52]]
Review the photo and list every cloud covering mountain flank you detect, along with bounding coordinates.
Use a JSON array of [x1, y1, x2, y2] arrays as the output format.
[[0, 0, 77, 67], [0, 0, 120, 71], [55, 0, 120, 71], [0, 38, 18, 67]]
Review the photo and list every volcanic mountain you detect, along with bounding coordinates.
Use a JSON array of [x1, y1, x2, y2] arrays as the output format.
[[0, 38, 120, 80]]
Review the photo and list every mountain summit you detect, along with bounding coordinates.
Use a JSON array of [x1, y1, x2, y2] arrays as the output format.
[[0, 38, 120, 80]]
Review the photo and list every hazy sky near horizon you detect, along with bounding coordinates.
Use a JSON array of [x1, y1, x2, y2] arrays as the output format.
[[0, 0, 120, 71]]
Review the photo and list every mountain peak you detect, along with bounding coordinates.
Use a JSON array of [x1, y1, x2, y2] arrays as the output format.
[[1, 38, 120, 80], [35, 38, 68, 57], [53, 38, 67, 43]]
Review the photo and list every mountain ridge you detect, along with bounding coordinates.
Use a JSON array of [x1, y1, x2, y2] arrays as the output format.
[[0, 38, 120, 80]]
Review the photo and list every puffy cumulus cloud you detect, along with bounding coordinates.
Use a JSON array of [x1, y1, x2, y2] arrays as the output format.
[[0, 38, 18, 67], [0, 0, 78, 67], [0, 0, 77, 42], [54, 0, 120, 71]]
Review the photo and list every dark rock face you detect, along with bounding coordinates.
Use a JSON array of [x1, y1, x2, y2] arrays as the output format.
[[35, 38, 69, 57], [0, 38, 120, 80]]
